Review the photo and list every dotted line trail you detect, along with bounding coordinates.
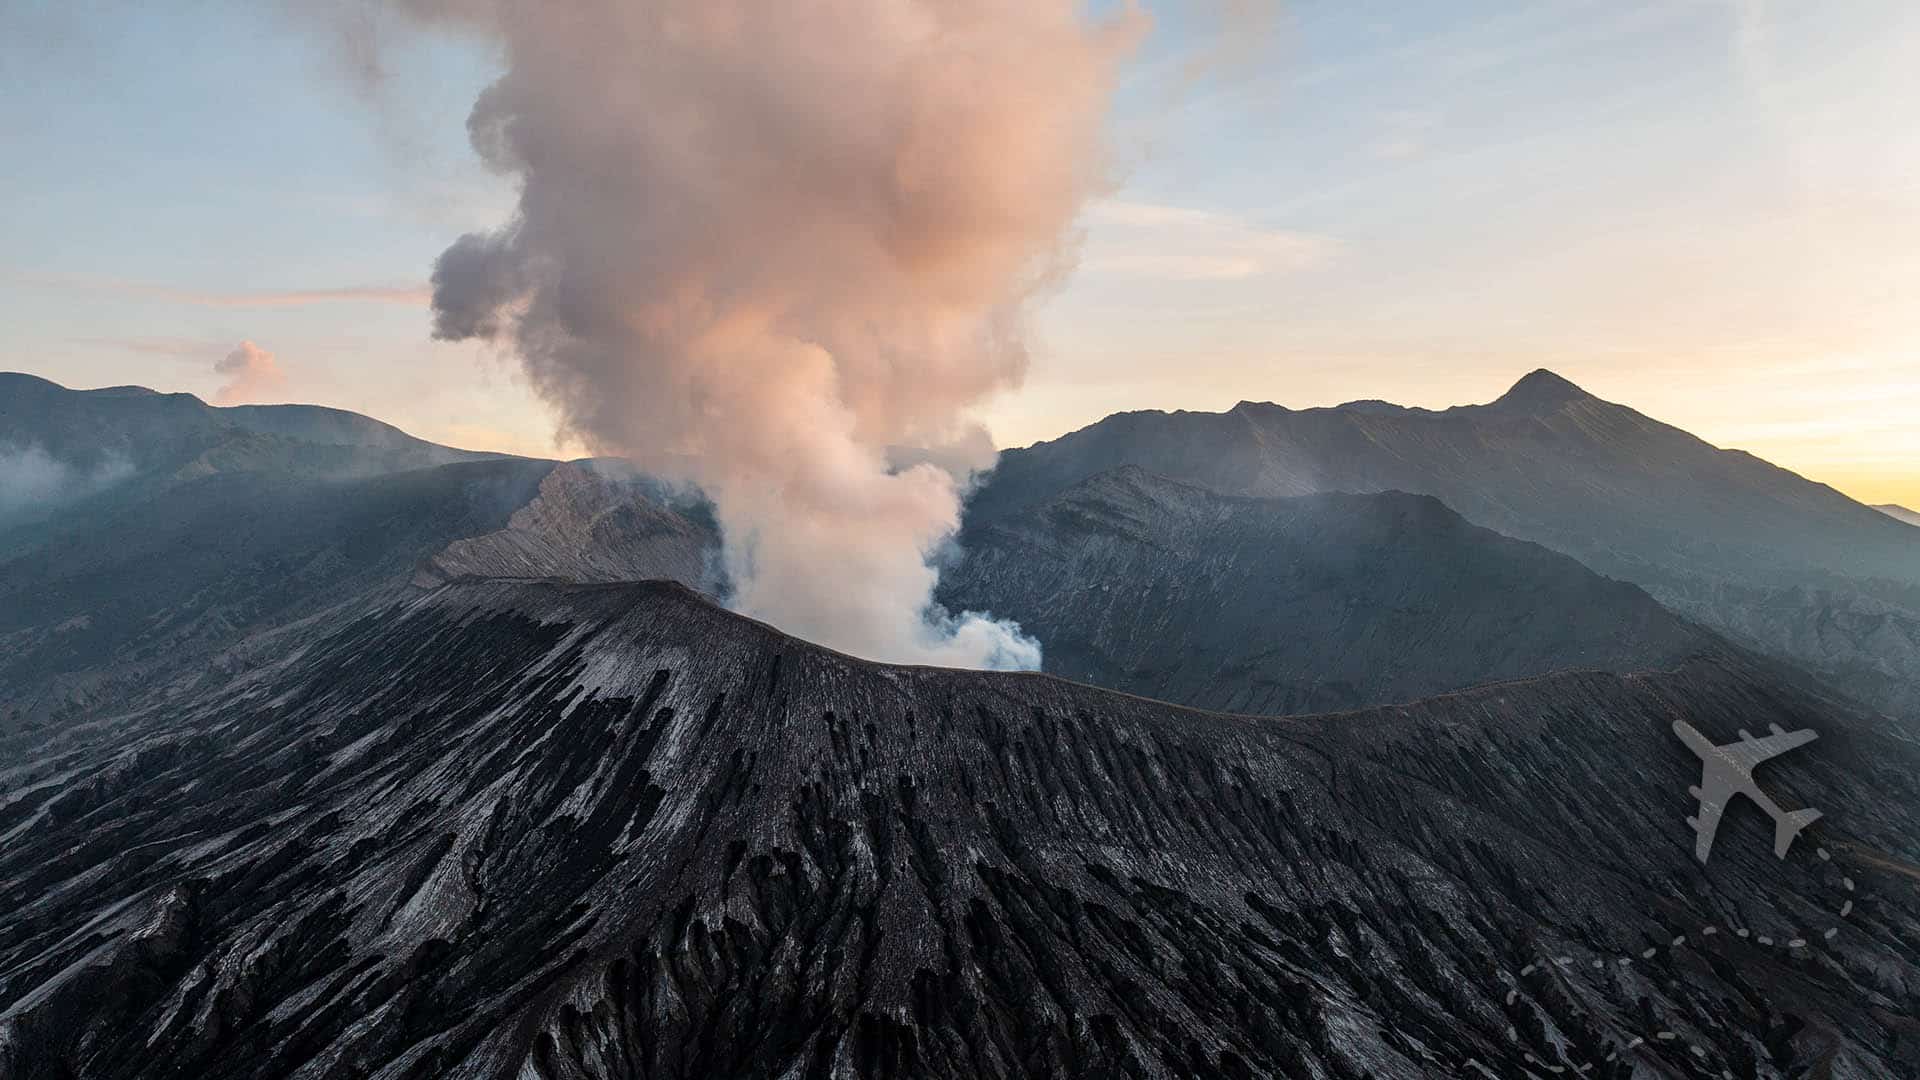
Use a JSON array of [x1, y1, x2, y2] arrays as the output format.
[[1470, 846, 1857, 1078]]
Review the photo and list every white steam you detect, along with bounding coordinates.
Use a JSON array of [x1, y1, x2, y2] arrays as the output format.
[[307, 0, 1150, 669], [214, 340, 289, 405], [0, 444, 134, 524]]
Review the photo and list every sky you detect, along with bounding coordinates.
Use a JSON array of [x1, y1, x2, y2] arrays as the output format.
[[3, 1, 1917, 506]]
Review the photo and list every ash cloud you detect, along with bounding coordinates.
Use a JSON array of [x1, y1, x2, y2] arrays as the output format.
[[310, 0, 1150, 669], [214, 340, 289, 405]]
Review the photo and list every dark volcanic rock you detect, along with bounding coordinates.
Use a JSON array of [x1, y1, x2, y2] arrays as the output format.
[[2, 580, 1915, 1078], [0, 378, 724, 734], [0, 372, 537, 729], [968, 371, 1920, 720], [0, 458, 554, 734], [0, 372, 492, 494], [415, 460, 722, 593], [941, 467, 1715, 714]]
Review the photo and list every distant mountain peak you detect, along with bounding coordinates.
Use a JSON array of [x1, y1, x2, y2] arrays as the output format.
[[0, 371, 63, 394], [1874, 503, 1920, 528], [1333, 398, 1409, 414], [1495, 368, 1590, 410]]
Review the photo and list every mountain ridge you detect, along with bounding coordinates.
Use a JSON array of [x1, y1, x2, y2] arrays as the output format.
[[3, 576, 1915, 1078], [972, 369, 1920, 720], [0, 375, 582, 732], [942, 465, 1720, 714], [0, 371, 495, 463], [1876, 503, 1920, 528]]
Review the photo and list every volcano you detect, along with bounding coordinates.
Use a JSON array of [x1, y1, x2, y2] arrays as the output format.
[[3, 579, 1915, 1078]]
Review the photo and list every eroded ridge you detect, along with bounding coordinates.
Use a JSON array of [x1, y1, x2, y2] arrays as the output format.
[[2, 580, 1915, 1078]]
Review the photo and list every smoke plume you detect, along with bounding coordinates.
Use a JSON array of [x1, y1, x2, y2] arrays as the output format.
[[0, 444, 134, 525], [214, 340, 288, 405], [318, 0, 1146, 668]]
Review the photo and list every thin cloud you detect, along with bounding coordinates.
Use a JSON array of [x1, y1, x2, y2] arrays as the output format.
[[1176, 0, 1283, 84], [71, 336, 235, 357], [15, 271, 430, 308], [1080, 199, 1335, 281]]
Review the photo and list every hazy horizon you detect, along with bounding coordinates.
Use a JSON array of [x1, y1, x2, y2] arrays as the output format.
[[5, 7, 1917, 1074], [5, 1, 1918, 506]]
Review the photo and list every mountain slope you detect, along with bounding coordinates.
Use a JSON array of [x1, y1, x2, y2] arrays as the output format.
[[0, 458, 554, 733], [971, 370, 1920, 718], [0, 376, 726, 734], [0, 372, 488, 485], [940, 467, 1717, 714], [1, 579, 1915, 1078], [415, 460, 722, 591], [0, 373, 508, 556], [0, 458, 721, 736], [1876, 504, 1920, 529]]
